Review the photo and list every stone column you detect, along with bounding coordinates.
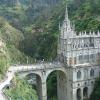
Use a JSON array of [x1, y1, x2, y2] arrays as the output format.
[[81, 87, 83, 100], [41, 71, 47, 100], [57, 71, 67, 100], [88, 85, 93, 98], [37, 75, 47, 100], [72, 89, 77, 100], [41, 81, 47, 100], [36, 76, 42, 100]]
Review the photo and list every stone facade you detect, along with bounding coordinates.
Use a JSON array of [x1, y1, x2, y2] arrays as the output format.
[[58, 5, 100, 100]]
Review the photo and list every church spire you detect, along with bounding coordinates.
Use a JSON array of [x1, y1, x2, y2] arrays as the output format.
[[59, 3, 75, 39], [64, 4, 71, 30], [65, 4, 69, 21]]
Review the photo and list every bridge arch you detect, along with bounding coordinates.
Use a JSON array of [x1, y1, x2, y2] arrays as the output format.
[[45, 68, 67, 80], [16, 71, 43, 100], [83, 87, 88, 100], [46, 68, 67, 100], [16, 71, 42, 79], [25, 72, 42, 84], [76, 88, 81, 100]]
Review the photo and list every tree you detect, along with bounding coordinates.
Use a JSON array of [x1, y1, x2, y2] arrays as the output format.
[[5, 78, 38, 100], [90, 77, 100, 100]]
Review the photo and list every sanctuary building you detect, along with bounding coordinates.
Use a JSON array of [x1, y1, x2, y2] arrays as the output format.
[[58, 6, 100, 100]]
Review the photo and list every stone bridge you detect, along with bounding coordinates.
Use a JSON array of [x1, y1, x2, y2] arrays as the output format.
[[1, 62, 69, 100]]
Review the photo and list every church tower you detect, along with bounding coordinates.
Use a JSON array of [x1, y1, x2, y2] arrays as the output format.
[[58, 5, 75, 64]]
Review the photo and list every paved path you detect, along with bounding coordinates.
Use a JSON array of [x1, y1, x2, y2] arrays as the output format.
[[0, 71, 14, 100], [0, 92, 5, 100]]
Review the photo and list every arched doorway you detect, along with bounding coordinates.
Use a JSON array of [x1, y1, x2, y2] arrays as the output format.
[[77, 88, 81, 100], [25, 73, 42, 100], [83, 87, 88, 100], [46, 70, 67, 100]]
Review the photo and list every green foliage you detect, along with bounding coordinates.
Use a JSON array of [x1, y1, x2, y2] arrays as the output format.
[[0, 46, 10, 80], [47, 72, 57, 100], [0, 54, 9, 80], [75, 17, 100, 32], [70, 0, 100, 32], [0, 17, 34, 65], [20, 1, 65, 61], [0, 17, 6, 28], [5, 77, 38, 100], [90, 77, 100, 100]]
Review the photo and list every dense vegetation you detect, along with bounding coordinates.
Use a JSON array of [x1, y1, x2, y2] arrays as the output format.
[[5, 78, 38, 100], [0, 17, 28, 64], [0, 43, 9, 80], [90, 77, 100, 100], [69, 0, 100, 32], [47, 72, 57, 100]]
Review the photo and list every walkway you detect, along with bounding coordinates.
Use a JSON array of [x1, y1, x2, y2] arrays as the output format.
[[0, 71, 14, 100]]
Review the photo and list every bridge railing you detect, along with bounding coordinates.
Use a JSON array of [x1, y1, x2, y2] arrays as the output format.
[[8, 61, 63, 73], [2, 90, 11, 100]]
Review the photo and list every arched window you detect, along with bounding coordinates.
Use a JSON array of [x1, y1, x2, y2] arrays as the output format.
[[77, 70, 81, 79], [76, 88, 81, 100], [90, 69, 94, 77], [83, 87, 88, 100]]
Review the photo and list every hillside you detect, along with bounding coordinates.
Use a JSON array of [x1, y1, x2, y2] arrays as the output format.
[[0, 17, 33, 79], [0, 17, 28, 64], [0, 38, 9, 80], [0, 0, 62, 30], [0, 0, 65, 79], [69, 0, 100, 31]]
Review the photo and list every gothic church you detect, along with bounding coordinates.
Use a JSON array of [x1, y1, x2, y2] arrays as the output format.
[[58, 5, 100, 100]]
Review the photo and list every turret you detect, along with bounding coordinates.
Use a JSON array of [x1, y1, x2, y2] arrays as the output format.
[[59, 5, 74, 39]]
